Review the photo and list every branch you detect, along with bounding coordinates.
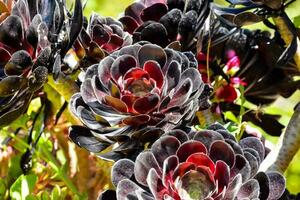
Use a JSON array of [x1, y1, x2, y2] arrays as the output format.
[[260, 102, 300, 173]]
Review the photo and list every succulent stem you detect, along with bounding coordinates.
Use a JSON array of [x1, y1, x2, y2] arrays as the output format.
[[260, 103, 300, 173], [272, 14, 300, 71]]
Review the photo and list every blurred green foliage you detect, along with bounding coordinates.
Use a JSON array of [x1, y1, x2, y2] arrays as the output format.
[[67, 0, 133, 18]]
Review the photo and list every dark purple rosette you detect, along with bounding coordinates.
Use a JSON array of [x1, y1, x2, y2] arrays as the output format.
[[210, 28, 300, 106], [106, 123, 286, 200], [0, 0, 83, 127], [69, 43, 211, 160], [119, 0, 210, 50], [69, 13, 132, 69], [198, 23, 300, 136], [0, 0, 60, 126]]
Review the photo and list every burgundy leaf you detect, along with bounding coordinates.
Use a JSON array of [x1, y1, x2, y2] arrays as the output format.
[[186, 153, 215, 174], [151, 136, 181, 167], [176, 141, 207, 162], [214, 160, 230, 191], [133, 93, 160, 114], [134, 151, 161, 186], [143, 60, 164, 88], [111, 55, 137, 82], [209, 141, 235, 168], [119, 16, 139, 34]]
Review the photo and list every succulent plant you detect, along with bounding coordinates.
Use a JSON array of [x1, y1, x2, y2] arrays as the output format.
[[0, 0, 83, 126], [196, 23, 299, 136], [199, 26, 298, 105], [0, 0, 52, 126], [206, 27, 300, 105], [105, 123, 286, 200], [68, 13, 132, 69], [120, 0, 210, 50], [69, 43, 211, 160], [210, 0, 299, 79]]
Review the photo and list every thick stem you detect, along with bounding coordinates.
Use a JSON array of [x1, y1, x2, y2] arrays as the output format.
[[272, 14, 300, 70], [260, 103, 300, 173]]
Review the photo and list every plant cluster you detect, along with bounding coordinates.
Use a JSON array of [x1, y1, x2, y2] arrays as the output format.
[[0, 0, 300, 199]]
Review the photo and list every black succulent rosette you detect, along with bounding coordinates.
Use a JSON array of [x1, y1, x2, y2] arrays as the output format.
[[210, 0, 299, 82], [198, 22, 300, 136], [69, 43, 211, 161], [208, 27, 299, 105], [0, 0, 83, 126], [102, 123, 286, 200], [120, 0, 210, 50], [0, 0, 53, 126], [68, 13, 132, 69]]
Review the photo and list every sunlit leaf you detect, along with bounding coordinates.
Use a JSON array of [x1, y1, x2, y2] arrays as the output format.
[[10, 174, 38, 200], [294, 15, 300, 27]]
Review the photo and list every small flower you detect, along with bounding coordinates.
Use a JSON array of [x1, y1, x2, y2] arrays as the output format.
[[224, 55, 240, 76], [230, 77, 247, 87], [215, 84, 238, 102]]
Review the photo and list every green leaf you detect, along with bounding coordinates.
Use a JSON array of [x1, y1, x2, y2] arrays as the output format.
[[293, 15, 300, 27], [0, 179, 6, 199], [223, 111, 239, 123], [25, 194, 38, 200], [8, 155, 23, 181], [10, 174, 38, 200], [51, 185, 60, 200], [40, 191, 50, 200], [26, 98, 42, 116], [60, 187, 68, 199]]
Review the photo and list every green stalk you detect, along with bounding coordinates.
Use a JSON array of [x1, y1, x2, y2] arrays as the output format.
[[9, 133, 31, 149]]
